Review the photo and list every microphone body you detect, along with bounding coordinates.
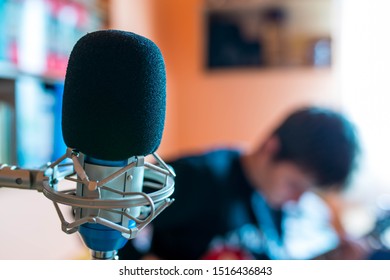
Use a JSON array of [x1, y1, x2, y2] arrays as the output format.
[[76, 156, 142, 259]]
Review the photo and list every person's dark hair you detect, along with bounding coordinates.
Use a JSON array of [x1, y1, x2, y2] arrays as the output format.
[[272, 107, 360, 188]]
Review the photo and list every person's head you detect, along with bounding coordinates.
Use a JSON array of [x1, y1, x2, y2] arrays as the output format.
[[242, 107, 360, 208]]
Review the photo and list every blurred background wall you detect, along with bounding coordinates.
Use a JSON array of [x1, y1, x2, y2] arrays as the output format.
[[111, 0, 339, 159], [0, 0, 390, 259]]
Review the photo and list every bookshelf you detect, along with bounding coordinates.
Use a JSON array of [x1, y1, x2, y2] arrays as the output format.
[[0, 0, 108, 167]]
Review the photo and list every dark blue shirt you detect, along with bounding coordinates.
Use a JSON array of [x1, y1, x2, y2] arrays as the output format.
[[118, 149, 284, 259]]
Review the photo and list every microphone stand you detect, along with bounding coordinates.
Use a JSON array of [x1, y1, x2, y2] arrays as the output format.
[[0, 148, 175, 260]]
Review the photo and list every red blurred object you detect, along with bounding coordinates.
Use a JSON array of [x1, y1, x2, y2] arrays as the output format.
[[202, 245, 254, 260], [46, 52, 67, 78], [8, 41, 18, 65]]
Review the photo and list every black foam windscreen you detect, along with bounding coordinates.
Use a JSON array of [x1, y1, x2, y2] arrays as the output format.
[[62, 30, 166, 161]]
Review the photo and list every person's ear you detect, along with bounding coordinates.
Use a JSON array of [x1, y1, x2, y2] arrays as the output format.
[[262, 136, 280, 158]]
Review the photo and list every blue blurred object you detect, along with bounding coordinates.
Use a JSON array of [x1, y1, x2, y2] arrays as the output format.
[[79, 221, 136, 253], [51, 82, 67, 161], [368, 249, 390, 260], [313, 39, 332, 67], [282, 191, 339, 259], [15, 76, 65, 168], [0, 0, 6, 61]]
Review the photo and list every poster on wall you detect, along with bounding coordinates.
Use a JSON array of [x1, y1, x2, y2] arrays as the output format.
[[205, 0, 332, 69]]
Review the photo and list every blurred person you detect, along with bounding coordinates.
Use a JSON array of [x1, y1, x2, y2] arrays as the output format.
[[118, 107, 365, 260]]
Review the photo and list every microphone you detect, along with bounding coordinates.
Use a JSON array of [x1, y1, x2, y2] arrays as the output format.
[[0, 30, 175, 260], [62, 29, 166, 161]]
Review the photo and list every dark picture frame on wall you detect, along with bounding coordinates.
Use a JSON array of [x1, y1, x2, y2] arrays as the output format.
[[205, 0, 332, 70]]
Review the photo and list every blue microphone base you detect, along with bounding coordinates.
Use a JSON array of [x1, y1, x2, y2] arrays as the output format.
[[79, 221, 136, 260]]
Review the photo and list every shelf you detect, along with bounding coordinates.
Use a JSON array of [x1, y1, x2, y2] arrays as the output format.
[[0, 61, 64, 84]]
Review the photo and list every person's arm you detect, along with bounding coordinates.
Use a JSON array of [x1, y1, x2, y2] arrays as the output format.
[[313, 237, 370, 260], [313, 191, 370, 259]]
